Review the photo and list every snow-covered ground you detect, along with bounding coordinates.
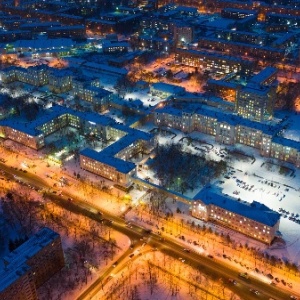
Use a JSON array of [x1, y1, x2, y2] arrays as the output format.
[[134, 125, 300, 264], [94, 250, 241, 300]]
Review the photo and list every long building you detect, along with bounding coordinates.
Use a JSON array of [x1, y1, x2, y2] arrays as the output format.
[[175, 48, 254, 75], [153, 104, 300, 167], [192, 185, 281, 244], [0, 228, 64, 300], [0, 105, 155, 187]]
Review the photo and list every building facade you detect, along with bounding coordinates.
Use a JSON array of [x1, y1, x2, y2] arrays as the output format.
[[0, 228, 64, 300], [154, 105, 300, 167], [191, 185, 281, 244], [175, 48, 254, 75]]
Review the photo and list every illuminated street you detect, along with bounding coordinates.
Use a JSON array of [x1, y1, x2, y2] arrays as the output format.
[[1, 1, 300, 300]]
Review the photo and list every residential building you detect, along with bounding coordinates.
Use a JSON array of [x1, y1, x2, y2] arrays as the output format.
[[173, 21, 193, 47], [48, 69, 73, 94], [0, 105, 155, 187], [153, 104, 300, 167], [150, 82, 185, 98], [175, 48, 254, 75], [0, 65, 49, 86], [192, 185, 281, 244], [235, 84, 276, 122], [0, 228, 64, 300]]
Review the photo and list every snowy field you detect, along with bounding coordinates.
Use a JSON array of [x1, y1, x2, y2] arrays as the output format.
[[135, 124, 300, 263]]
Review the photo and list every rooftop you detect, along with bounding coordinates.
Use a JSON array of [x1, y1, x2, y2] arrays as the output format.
[[194, 185, 281, 227]]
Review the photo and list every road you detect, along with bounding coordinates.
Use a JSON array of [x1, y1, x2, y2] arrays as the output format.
[[0, 163, 297, 300]]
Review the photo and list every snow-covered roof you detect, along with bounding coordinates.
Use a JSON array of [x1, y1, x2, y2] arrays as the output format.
[[83, 62, 128, 76], [151, 82, 185, 94], [199, 37, 285, 54], [272, 136, 300, 150], [249, 67, 277, 85], [0, 104, 114, 136], [194, 185, 281, 227], [155, 105, 280, 136], [0, 228, 59, 292], [176, 48, 255, 64], [81, 147, 136, 174], [81, 127, 152, 174], [13, 38, 74, 49]]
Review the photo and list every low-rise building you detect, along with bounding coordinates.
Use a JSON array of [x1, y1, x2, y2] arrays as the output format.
[[153, 104, 300, 167], [0, 65, 49, 86], [150, 82, 185, 98], [192, 185, 281, 244], [0, 105, 155, 187], [175, 48, 254, 75], [48, 68, 73, 94]]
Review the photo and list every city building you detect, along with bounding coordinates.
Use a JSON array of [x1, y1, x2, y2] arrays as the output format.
[[235, 84, 276, 122], [150, 82, 185, 98], [175, 48, 254, 75], [102, 41, 129, 54], [235, 67, 278, 122], [71, 76, 113, 111], [0, 65, 49, 86], [198, 37, 284, 62], [0, 105, 155, 187], [0, 227, 64, 300], [80, 127, 154, 189], [153, 104, 300, 167], [173, 21, 194, 48], [48, 68, 73, 94], [191, 185, 281, 244]]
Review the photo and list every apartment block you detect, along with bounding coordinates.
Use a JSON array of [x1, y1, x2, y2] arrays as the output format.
[[192, 185, 281, 244], [0, 228, 64, 300], [175, 48, 254, 75], [154, 104, 300, 167]]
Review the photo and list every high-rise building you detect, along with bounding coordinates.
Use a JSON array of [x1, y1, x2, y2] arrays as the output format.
[[0, 228, 65, 300], [235, 67, 278, 122]]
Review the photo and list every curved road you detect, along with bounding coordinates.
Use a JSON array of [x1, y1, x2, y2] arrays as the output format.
[[0, 163, 298, 300]]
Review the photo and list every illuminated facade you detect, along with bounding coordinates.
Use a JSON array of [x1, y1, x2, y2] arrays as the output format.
[[175, 48, 254, 75], [0, 65, 48, 86], [80, 125, 155, 188], [236, 84, 275, 122], [48, 69, 73, 94], [154, 105, 300, 167], [192, 185, 281, 244], [0, 105, 155, 187]]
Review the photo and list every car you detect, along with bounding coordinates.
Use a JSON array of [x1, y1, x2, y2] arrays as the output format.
[[183, 248, 190, 253], [112, 262, 118, 267], [129, 254, 134, 258], [207, 255, 214, 259], [228, 279, 237, 285], [290, 296, 298, 300], [239, 272, 249, 279], [250, 289, 259, 295]]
